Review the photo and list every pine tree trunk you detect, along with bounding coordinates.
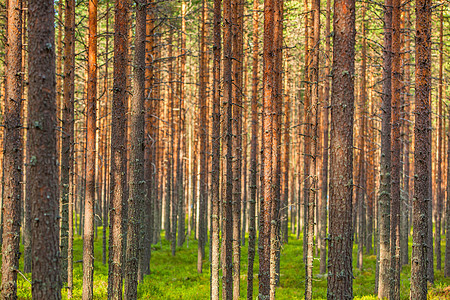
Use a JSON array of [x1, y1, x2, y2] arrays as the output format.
[[389, 0, 401, 296], [28, 0, 61, 297], [107, 0, 129, 298], [210, 0, 222, 294], [319, 0, 330, 274], [246, 1, 258, 297], [410, 0, 431, 296], [62, 0, 75, 294], [327, 0, 355, 297], [1, 0, 23, 297], [82, 0, 97, 297], [377, 0, 392, 296], [197, 0, 208, 273], [435, 6, 443, 272], [124, 1, 146, 297], [232, 0, 243, 294], [223, 0, 234, 295]]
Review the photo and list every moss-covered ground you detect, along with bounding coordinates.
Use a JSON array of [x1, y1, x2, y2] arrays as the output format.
[[8, 227, 450, 299]]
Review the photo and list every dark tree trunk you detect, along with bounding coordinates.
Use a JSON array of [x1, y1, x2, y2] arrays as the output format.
[[410, 0, 431, 296], [28, 0, 61, 297], [107, 0, 129, 298], [222, 0, 234, 294], [210, 0, 221, 294], [197, 0, 208, 273], [377, 0, 392, 295], [389, 0, 401, 296], [326, 0, 355, 297], [124, 1, 147, 297], [231, 0, 244, 295], [62, 0, 75, 294], [246, 0, 258, 297]]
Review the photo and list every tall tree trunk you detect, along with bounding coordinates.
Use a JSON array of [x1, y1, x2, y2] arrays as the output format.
[[377, 0, 392, 295], [210, 0, 221, 295], [232, 0, 243, 294], [410, 0, 431, 296], [247, 0, 258, 297], [63, 0, 75, 295], [197, 0, 208, 273], [356, 0, 367, 271], [28, 0, 61, 297], [82, 0, 97, 297], [305, 0, 319, 295], [319, 0, 331, 274], [326, 0, 355, 297], [222, 0, 234, 294], [141, 0, 155, 278], [258, 0, 276, 294], [435, 5, 443, 272], [1, 0, 23, 297], [400, 1, 411, 266], [107, 0, 129, 298], [389, 0, 401, 296], [124, 1, 146, 297], [177, 0, 187, 249]]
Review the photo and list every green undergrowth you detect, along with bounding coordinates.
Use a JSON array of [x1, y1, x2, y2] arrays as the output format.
[[4, 227, 450, 299]]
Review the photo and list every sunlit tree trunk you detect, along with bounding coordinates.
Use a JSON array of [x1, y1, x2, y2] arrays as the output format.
[[435, 5, 443, 272], [1, 0, 23, 297], [319, 0, 331, 274], [82, 0, 97, 297], [356, 0, 366, 271]]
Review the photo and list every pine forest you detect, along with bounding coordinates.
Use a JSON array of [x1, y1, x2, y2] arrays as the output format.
[[0, 0, 449, 299]]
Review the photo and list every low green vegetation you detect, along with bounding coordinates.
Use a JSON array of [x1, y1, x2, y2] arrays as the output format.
[[7, 228, 450, 299]]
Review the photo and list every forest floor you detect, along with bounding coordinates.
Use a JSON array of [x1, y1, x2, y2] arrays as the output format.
[[9, 227, 450, 299]]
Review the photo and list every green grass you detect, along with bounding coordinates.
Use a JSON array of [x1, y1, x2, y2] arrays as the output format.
[[6, 227, 450, 299]]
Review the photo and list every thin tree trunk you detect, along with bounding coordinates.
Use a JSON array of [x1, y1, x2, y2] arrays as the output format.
[[356, 0, 367, 271], [377, 0, 392, 295], [1, 0, 23, 297], [222, 0, 234, 294], [305, 0, 319, 295], [210, 0, 221, 295], [197, 0, 208, 273], [319, 0, 330, 274], [232, 0, 243, 294], [82, 0, 97, 297], [435, 5, 443, 272], [389, 0, 401, 296], [247, 0, 258, 297], [63, 0, 75, 295]]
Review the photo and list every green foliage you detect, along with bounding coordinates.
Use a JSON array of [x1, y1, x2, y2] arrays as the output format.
[[4, 228, 449, 299]]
